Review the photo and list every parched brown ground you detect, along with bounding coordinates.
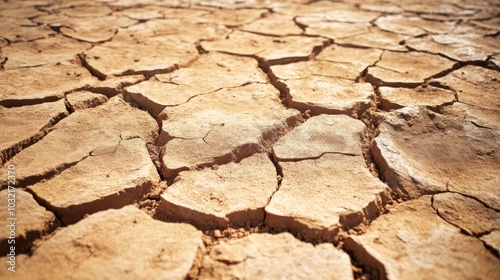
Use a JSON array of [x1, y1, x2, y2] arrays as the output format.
[[0, 0, 499, 279]]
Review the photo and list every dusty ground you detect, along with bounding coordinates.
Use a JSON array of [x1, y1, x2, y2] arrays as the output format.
[[0, 0, 499, 279]]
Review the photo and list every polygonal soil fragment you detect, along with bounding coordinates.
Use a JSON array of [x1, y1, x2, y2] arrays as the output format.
[[66, 91, 108, 111], [367, 51, 456, 86], [40, 1, 95, 11], [375, 15, 455, 36], [200, 30, 328, 64], [199, 233, 353, 280], [155, 52, 267, 93], [335, 27, 409, 51], [272, 45, 382, 80], [0, 206, 204, 280], [278, 2, 379, 23], [82, 37, 198, 77], [0, 18, 55, 42], [0, 100, 68, 165], [191, 0, 268, 9], [430, 33, 498, 61], [115, 6, 207, 21], [322, 9, 380, 23], [32, 12, 71, 27], [297, 17, 370, 39], [344, 196, 500, 280], [379, 85, 456, 110], [128, 53, 267, 117], [28, 138, 160, 225], [403, 3, 474, 15], [269, 46, 379, 117], [266, 115, 389, 241], [431, 65, 500, 112], [0, 97, 157, 188], [60, 4, 113, 17], [0, 61, 96, 106], [158, 83, 302, 178], [1, 36, 91, 69], [420, 10, 494, 22], [317, 45, 382, 66], [0, 6, 46, 18], [406, 35, 494, 62], [282, 76, 374, 117], [112, 5, 165, 20], [433, 192, 499, 236], [158, 153, 276, 228], [125, 81, 200, 117], [271, 60, 353, 80], [195, 8, 266, 26], [59, 15, 137, 43], [273, 114, 366, 161], [241, 13, 302, 36], [0, 190, 58, 255], [360, 4, 403, 14], [272, 1, 355, 17], [372, 107, 500, 209], [115, 19, 230, 43]]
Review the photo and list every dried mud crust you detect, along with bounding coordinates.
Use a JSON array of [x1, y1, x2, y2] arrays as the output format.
[[0, 0, 499, 279]]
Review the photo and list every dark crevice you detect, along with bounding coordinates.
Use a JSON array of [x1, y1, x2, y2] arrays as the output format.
[[0, 55, 7, 70], [63, 93, 75, 114], [255, 57, 290, 106], [293, 16, 307, 32], [470, 120, 493, 130], [343, 237, 388, 280], [262, 151, 283, 225], [78, 53, 106, 80], [405, 44, 466, 63], [423, 61, 469, 83], [146, 142, 164, 180], [274, 151, 361, 163], [309, 38, 334, 59], [25, 187, 67, 227], [195, 40, 208, 54], [481, 238, 500, 258], [341, 244, 378, 280]]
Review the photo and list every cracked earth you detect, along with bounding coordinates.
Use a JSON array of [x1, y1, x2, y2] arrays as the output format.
[[0, 0, 499, 279]]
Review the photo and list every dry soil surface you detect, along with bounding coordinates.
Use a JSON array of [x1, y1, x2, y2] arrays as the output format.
[[0, 0, 499, 279]]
